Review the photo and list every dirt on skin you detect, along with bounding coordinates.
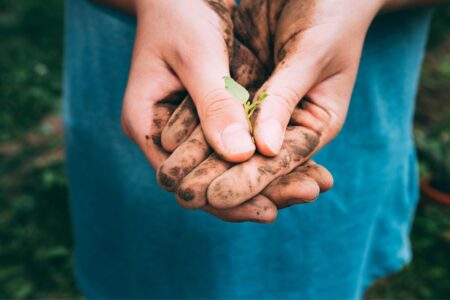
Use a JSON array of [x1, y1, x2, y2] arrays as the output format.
[[158, 126, 211, 191], [145, 103, 176, 165], [156, 0, 327, 211], [206, 126, 319, 208], [162, 96, 199, 151], [203, 0, 235, 58], [176, 153, 233, 209]]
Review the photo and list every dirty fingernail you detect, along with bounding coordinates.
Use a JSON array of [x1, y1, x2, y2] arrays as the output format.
[[259, 118, 284, 155], [221, 123, 255, 155]]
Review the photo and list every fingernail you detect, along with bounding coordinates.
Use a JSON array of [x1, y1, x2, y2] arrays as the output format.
[[259, 118, 283, 154], [221, 123, 255, 155]]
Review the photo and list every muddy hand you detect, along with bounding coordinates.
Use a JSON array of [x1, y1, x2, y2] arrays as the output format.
[[202, 160, 333, 223], [158, 23, 334, 214], [158, 122, 332, 221], [160, 116, 326, 210], [137, 92, 332, 223], [122, 0, 260, 167], [143, 97, 332, 223], [117, 0, 300, 223], [157, 95, 333, 209], [233, 0, 382, 159], [160, 38, 267, 153]]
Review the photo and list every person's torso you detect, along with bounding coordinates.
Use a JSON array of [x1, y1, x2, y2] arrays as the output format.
[[64, 1, 431, 298]]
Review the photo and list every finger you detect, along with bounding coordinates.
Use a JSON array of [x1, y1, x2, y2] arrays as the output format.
[[290, 100, 331, 136], [157, 126, 211, 192], [252, 54, 321, 157], [235, 0, 319, 157], [207, 126, 319, 209], [175, 153, 232, 209], [296, 160, 334, 193], [164, 12, 255, 162], [146, 103, 177, 168], [160, 38, 266, 155], [161, 96, 199, 152], [122, 100, 176, 170], [203, 195, 277, 224], [171, 63, 255, 163], [263, 161, 334, 208]]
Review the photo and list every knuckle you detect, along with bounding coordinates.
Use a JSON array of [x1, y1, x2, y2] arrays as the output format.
[[199, 88, 239, 119], [268, 86, 300, 116]]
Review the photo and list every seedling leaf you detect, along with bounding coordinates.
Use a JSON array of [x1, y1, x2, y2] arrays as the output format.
[[247, 92, 268, 118], [222, 77, 269, 134], [223, 76, 249, 104]]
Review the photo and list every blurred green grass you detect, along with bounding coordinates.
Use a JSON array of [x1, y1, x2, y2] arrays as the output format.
[[0, 0, 63, 142], [0, 1, 449, 298]]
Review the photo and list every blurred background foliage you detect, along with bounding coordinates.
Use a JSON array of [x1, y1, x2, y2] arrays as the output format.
[[0, 0, 449, 298]]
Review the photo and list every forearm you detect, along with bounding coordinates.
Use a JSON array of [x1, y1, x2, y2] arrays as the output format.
[[88, 0, 235, 15], [89, 0, 135, 14], [382, 0, 450, 12]]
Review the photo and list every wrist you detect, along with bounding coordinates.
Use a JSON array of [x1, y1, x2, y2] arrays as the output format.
[[379, 0, 447, 12], [364, 0, 388, 19], [89, 0, 136, 14]]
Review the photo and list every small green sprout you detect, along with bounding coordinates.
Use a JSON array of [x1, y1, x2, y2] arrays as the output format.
[[223, 76, 268, 134]]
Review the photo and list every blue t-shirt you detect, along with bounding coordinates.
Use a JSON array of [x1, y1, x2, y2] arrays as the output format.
[[64, 0, 432, 298]]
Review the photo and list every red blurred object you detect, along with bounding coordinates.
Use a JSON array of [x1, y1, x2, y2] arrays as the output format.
[[421, 177, 450, 205]]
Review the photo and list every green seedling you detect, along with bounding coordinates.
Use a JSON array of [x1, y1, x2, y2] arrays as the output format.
[[223, 76, 268, 134]]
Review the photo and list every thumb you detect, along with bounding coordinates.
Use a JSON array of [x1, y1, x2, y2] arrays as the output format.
[[166, 41, 255, 163], [253, 57, 320, 156]]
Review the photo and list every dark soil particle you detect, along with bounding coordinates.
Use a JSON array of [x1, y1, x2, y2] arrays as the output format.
[[182, 117, 195, 127], [178, 188, 195, 202], [169, 166, 181, 177], [193, 167, 209, 176], [151, 135, 161, 147], [175, 129, 189, 144], [277, 175, 291, 186], [153, 118, 164, 129], [158, 172, 176, 189]]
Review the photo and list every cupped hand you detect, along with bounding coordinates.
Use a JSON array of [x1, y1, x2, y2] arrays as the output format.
[[233, 0, 383, 158], [154, 31, 333, 222], [199, 0, 384, 209], [156, 27, 333, 214], [158, 98, 330, 210], [122, 0, 258, 165], [141, 36, 332, 222], [120, 0, 337, 221], [150, 99, 333, 223]]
